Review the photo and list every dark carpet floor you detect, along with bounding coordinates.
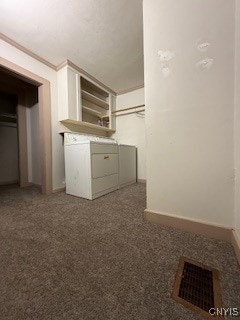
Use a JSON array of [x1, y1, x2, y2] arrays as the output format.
[[0, 183, 239, 320]]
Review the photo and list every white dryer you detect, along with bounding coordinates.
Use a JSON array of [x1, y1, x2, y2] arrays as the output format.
[[118, 144, 137, 188]]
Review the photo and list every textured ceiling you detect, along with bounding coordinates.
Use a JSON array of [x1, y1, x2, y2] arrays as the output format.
[[0, 0, 144, 92]]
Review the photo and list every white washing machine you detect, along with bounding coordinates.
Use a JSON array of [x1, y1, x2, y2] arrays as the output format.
[[64, 133, 119, 200]]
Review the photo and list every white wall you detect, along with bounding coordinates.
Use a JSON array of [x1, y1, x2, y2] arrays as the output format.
[[114, 88, 146, 180], [143, 0, 235, 226], [0, 123, 18, 184], [0, 39, 65, 190], [234, 0, 240, 239]]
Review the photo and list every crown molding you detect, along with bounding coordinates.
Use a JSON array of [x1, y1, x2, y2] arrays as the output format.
[[0, 33, 57, 70], [57, 59, 116, 95], [0, 33, 116, 95], [56, 60, 68, 71], [0, 33, 143, 96], [117, 83, 144, 95]]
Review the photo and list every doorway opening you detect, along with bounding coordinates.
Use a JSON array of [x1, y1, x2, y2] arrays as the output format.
[[0, 58, 52, 194], [0, 91, 18, 186]]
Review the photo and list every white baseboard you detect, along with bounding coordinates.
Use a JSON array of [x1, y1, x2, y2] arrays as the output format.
[[137, 179, 146, 184], [145, 209, 240, 266], [52, 187, 66, 193], [119, 180, 137, 188], [144, 209, 232, 243], [31, 183, 41, 188], [231, 230, 240, 266]]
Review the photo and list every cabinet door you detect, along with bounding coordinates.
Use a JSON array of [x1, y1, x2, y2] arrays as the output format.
[[67, 68, 81, 121]]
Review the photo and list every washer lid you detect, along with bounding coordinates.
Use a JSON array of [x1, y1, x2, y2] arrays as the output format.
[[64, 132, 117, 145]]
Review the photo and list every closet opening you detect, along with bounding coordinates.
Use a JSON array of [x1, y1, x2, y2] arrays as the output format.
[[0, 68, 41, 190], [0, 91, 19, 186], [0, 61, 52, 194]]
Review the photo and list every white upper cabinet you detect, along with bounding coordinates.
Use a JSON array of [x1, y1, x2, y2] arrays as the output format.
[[57, 65, 116, 135], [57, 66, 80, 121]]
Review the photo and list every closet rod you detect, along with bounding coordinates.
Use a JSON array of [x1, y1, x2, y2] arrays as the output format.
[[115, 110, 145, 117], [112, 104, 145, 114]]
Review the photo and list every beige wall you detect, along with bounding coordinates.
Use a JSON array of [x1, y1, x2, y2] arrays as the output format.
[[143, 0, 235, 226], [235, 0, 240, 239], [113, 88, 146, 180], [0, 39, 65, 190], [26, 88, 41, 185], [0, 123, 18, 183]]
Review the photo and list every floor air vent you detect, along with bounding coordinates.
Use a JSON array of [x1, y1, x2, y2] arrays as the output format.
[[172, 257, 222, 319]]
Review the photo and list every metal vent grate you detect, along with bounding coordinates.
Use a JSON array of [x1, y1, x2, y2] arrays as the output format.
[[179, 261, 214, 311], [172, 257, 222, 319]]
